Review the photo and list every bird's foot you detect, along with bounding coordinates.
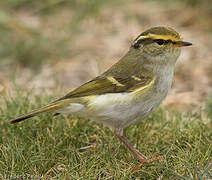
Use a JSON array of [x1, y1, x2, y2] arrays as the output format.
[[137, 151, 163, 164], [114, 129, 163, 173], [132, 153, 164, 173]]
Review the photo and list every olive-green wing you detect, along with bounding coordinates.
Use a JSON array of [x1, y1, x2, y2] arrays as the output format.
[[57, 73, 154, 101]]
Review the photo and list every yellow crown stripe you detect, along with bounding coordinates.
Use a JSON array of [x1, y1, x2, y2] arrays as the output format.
[[136, 33, 181, 42]]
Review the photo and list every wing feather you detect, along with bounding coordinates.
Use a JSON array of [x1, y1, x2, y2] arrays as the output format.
[[57, 72, 154, 101]]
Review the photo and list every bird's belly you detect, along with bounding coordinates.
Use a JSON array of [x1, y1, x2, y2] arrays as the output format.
[[57, 65, 173, 129], [84, 90, 168, 129], [57, 76, 171, 129]]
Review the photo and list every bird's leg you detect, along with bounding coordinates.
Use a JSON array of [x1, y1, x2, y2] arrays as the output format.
[[114, 129, 162, 164]]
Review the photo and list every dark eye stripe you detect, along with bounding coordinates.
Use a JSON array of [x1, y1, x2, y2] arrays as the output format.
[[132, 38, 176, 49], [132, 38, 153, 48], [153, 39, 175, 45], [154, 39, 165, 45]]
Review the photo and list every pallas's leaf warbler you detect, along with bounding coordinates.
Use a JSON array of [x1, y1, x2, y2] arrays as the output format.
[[11, 27, 192, 164]]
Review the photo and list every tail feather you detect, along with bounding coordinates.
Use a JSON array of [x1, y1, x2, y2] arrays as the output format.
[[10, 102, 66, 124]]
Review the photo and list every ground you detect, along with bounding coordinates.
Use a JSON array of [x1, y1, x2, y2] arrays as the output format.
[[0, 0, 211, 179]]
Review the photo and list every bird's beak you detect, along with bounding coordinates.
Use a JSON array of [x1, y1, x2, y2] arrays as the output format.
[[174, 41, 192, 47]]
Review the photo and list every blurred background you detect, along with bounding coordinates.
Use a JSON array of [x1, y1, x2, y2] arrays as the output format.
[[0, 0, 212, 111]]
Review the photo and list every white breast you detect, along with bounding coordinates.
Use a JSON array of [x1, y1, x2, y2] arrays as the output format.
[[57, 65, 174, 130], [85, 65, 174, 129]]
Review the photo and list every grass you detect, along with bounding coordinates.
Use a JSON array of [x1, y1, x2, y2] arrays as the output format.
[[0, 0, 211, 178], [0, 0, 125, 69], [0, 91, 211, 179], [0, 0, 211, 70]]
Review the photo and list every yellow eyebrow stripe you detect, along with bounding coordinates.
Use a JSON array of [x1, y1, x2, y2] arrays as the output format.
[[136, 33, 181, 42], [107, 77, 125, 87]]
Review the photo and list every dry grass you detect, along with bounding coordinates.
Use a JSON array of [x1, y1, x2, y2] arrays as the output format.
[[0, 0, 211, 110], [0, 0, 212, 179], [0, 92, 211, 179]]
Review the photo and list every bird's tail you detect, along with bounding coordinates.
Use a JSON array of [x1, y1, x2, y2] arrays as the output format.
[[10, 101, 68, 124]]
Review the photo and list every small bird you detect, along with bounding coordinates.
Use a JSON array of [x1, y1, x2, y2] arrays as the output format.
[[11, 26, 192, 164]]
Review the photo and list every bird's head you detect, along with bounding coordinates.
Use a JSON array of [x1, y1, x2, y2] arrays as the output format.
[[131, 26, 192, 65]]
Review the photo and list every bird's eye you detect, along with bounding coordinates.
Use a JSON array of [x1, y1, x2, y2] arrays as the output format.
[[154, 39, 165, 45]]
